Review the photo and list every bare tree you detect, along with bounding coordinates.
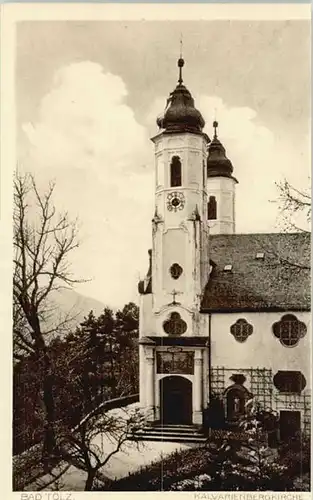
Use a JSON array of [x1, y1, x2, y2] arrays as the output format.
[[256, 178, 312, 275], [13, 171, 83, 459], [13, 444, 71, 491], [57, 404, 145, 491], [275, 178, 311, 233]]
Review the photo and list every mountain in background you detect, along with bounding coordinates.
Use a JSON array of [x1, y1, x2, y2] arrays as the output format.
[[43, 288, 139, 339], [46, 288, 108, 336]]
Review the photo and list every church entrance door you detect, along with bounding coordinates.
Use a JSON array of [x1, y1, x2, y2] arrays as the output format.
[[160, 376, 192, 425]]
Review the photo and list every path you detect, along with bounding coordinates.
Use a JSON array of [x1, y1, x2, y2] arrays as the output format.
[[26, 403, 196, 491]]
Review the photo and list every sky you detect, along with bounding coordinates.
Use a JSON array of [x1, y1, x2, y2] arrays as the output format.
[[16, 20, 310, 308]]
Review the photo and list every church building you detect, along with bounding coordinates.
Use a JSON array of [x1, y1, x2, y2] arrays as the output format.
[[138, 56, 311, 442]]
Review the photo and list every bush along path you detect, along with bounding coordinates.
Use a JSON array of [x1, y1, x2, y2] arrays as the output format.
[[100, 399, 310, 492], [102, 441, 288, 491]]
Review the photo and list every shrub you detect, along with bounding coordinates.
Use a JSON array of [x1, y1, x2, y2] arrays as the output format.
[[278, 431, 311, 477]]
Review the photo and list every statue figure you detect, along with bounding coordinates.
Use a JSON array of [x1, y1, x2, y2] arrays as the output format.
[[234, 396, 241, 415]]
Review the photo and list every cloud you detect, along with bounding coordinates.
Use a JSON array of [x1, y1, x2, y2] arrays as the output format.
[[20, 63, 310, 306], [195, 95, 310, 232], [23, 61, 149, 174], [152, 92, 310, 233], [22, 62, 154, 307], [148, 92, 310, 234]]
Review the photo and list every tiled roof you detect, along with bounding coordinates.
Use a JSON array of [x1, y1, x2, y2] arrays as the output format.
[[201, 232, 311, 312]]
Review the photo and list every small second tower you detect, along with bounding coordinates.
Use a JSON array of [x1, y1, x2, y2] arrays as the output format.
[[206, 121, 238, 234]]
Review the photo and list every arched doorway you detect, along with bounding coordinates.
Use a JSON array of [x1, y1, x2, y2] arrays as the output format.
[[160, 376, 192, 425], [225, 384, 251, 422]]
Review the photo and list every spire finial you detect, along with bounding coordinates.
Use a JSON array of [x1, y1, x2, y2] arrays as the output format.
[[178, 34, 184, 84], [213, 120, 218, 139]]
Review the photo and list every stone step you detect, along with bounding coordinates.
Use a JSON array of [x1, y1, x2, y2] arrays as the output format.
[[150, 423, 200, 430], [139, 430, 204, 439], [130, 423, 208, 444], [132, 432, 207, 444], [142, 426, 204, 435], [151, 422, 198, 428]]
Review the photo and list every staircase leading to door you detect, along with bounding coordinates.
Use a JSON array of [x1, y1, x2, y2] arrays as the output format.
[[131, 422, 208, 444]]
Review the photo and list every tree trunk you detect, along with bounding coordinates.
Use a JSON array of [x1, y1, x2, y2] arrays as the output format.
[[41, 350, 57, 460], [84, 468, 96, 491], [27, 312, 57, 461], [82, 369, 92, 413], [109, 339, 116, 398]]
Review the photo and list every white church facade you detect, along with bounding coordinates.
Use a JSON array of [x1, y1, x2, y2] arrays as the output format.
[[138, 57, 311, 441]]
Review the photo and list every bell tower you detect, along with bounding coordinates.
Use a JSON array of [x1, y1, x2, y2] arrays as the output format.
[[151, 56, 209, 317], [138, 56, 210, 427], [206, 121, 238, 234]]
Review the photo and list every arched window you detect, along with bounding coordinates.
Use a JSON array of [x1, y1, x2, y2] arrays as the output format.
[[207, 196, 217, 220], [273, 371, 306, 393], [272, 314, 307, 347], [163, 312, 187, 335], [169, 263, 183, 280], [230, 319, 253, 343], [170, 156, 182, 187]]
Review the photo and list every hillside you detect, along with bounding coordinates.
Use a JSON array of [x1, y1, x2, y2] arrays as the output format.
[[44, 288, 108, 336]]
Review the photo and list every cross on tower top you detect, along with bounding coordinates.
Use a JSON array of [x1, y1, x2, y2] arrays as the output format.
[[177, 34, 185, 85], [213, 120, 218, 139]]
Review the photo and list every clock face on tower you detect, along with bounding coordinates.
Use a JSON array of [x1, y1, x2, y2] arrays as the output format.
[[167, 191, 185, 212]]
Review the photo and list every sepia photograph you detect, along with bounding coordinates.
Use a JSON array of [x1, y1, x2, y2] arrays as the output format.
[[7, 5, 311, 493]]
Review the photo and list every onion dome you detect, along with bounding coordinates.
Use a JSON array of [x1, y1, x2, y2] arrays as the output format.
[[207, 121, 236, 179], [157, 57, 205, 134]]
